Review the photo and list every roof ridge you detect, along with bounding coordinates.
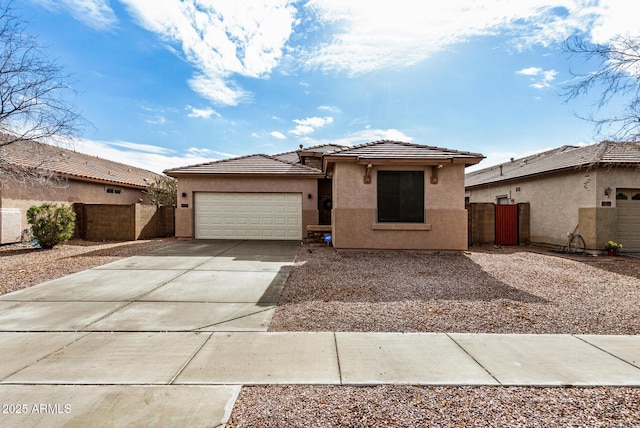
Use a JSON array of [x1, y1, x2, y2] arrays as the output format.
[[262, 153, 323, 172], [164, 152, 262, 173]]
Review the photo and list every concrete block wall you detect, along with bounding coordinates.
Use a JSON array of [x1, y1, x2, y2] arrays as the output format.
[[74, 204, 174, 241]]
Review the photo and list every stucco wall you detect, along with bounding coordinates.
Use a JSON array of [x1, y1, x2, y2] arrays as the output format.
[[1, 179, 149, 244], [331, 162, 469, 250], [173, 175, 319, 238], [467, 166, 639, 249]]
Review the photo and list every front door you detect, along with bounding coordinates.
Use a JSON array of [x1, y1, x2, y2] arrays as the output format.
[[318, 179, 332, 225]]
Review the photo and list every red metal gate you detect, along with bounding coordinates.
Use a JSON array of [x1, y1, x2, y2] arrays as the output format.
[[495, 204, 519, 245]]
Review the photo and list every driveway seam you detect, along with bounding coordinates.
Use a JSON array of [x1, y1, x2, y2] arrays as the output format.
[[333, 332, 344, 385], [0, 331, 93, 382], [573, 334, 640, 370], [196, 306, 276, 331], [168, 332, 215, 385], [446, 333, 502, 385], [79, 268, 202, 331]]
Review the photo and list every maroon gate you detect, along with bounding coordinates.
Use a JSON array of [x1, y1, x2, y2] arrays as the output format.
[[495, 204, 519, 245]]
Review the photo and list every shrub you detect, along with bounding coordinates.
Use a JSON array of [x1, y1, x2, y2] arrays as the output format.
[[26, 203, 76, 249]]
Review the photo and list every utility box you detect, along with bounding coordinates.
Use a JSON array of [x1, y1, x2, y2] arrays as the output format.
[[0, 208, 22, 244]]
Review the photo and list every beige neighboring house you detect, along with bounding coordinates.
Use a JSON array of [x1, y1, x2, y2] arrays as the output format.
[[465, 141, 640, 252], [0, 138, 166, 244], [165, 140, 483, 250]]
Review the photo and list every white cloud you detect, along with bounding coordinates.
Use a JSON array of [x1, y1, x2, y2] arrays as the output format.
[[517, 67, 543, 76], [318, 105, 341, 113], [300, 0, 631, 75], [68, 137, 235, 173], [186, 105, 220, 119], [517, 67, 558, 89], [290, 116, 334, 136], [589, 0, 640, 43], [271, 131, 287, 139], [298, 128, 412, 147], [29, 0, 117, 30], [120, 0, 297, 105]]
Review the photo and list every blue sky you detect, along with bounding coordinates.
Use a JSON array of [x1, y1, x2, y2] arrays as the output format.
[[15, 0, 637, 173]]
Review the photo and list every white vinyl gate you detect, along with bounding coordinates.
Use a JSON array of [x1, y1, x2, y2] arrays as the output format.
[[194, 192, 302, 240]]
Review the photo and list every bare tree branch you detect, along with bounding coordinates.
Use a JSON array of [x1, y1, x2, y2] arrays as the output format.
[[563, 35, 640, 141], [0, 0, 84, 184]]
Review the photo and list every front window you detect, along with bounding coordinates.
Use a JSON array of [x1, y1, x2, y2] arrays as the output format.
[[377, 171, 424, 223]]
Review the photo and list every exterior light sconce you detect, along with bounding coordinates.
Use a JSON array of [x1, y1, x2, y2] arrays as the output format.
[[181, 192, 187, 198], [604, 187, 612, 196], [307, 193, 312, 199], [431, 164, 443, 185], [363, 164, 373, 184]]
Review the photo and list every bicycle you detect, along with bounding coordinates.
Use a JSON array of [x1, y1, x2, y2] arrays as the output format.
[[563, 224, 585, 254]]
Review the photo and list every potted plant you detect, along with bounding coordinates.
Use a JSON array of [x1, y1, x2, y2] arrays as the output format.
[[605, 241, 623, 256]]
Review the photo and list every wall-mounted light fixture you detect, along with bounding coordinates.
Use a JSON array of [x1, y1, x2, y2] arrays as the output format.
[[307, 193, 312, 199], [181, 192, 187, 198], [363, 164, 373, 184], [604, 187, 612, 196]]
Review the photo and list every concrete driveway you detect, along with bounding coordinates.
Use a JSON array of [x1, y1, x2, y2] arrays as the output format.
[[0, 239, 299, 427], [0, 239, 298, 333]]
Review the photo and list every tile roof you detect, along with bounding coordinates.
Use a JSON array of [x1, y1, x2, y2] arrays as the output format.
[[0, 137, 164, 188], [273, 144, 349, 164], [164, 154, 324, 176], [465, 141, 640, 188], [324, 140, 484, 164]]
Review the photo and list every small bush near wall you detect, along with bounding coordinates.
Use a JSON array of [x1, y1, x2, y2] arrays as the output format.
[[27, 203, 76, 249]]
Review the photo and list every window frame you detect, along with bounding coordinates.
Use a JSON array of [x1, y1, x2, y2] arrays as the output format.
[[376, 170, 425, 223]]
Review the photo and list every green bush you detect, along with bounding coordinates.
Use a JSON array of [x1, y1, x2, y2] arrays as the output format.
[[26, 203, 76, 249]]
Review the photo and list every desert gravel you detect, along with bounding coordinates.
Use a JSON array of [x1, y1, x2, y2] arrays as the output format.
[[228, 385, 640, 427], [0, 238, 180, 295], [269, 246, 640, 334]]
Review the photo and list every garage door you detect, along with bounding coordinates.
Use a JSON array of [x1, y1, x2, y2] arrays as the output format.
[[194, 192, 302, 240], [617, 189, 640, 252]]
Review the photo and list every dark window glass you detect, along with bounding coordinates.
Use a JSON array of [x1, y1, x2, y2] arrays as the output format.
[[616, 192, 628, 200], [377, 171, 424, 222], [632, 193, 640, 200]]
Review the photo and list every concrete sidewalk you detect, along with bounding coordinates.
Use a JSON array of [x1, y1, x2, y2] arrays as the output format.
[[1, 331, 639, 427], [1, 240, 639, 427]]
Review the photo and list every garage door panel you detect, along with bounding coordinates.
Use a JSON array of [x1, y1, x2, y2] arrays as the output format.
[[195, 192, 302, 240], [617, 190, 640, 252]]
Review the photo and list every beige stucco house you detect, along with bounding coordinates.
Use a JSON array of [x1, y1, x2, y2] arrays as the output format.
[[165, 140, 483, 250], [465, 141, 640, 253], [0, 137, 166, 244]]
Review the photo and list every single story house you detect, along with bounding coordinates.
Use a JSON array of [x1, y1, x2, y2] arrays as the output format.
[[465, 141, 640, 252], [165, 140, 484, 250], [0, 136, 166, 244]]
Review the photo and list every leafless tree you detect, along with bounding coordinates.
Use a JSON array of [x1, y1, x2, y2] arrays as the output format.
[[0, 0, 82, 184], [144, 176, 177, 207], [563, 35, 640, 141]]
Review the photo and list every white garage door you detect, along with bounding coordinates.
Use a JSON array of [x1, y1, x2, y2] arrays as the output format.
[[194, 192, 302, 240], [617, 189, 640, 252]]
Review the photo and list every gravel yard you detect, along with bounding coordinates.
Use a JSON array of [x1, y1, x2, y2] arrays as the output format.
[[228, 385, 640, 427], [0, 238, 180, 295], [268, 246, 640, 334]]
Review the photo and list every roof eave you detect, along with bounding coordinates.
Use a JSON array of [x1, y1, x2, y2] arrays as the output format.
[[165, 171, 325, 179]]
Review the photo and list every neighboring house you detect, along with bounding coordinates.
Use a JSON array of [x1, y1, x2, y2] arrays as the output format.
[[165, 140, 483, 250], [465, 141, 640, 252], [0, 137, 166, 244]]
